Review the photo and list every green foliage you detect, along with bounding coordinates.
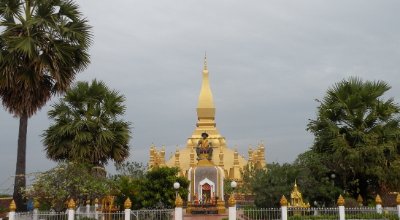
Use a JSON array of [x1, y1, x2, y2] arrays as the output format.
[[224, 178, 242, 195], [307, 77, 400, 199], [137, 167, 189, 209], [42, 79, 132, 168], [21, 162, 110, 212], [0, 194, 11, 198], [294, 151, 342, 206], [242, 162, 297, 208], [109, 162, 147, 210]]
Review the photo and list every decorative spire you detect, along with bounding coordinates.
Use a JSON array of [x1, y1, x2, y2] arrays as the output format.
[[234, 144, 239, 166], [375, 195, 382, 205], [124, 198, 132, 209], [280, 195, 288, 206], [357, 194, 363, 204], [337, 195, 345, 206], [174, 144, 180, 168], [198, 55, 214, 108], [248, 144, 253, 164], [160, 144, 166, 167], [219, 146, 224, 168], [204, 52, 207, 70]]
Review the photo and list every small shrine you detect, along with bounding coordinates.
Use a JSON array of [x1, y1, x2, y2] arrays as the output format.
[[186, 131, 226, 214], [288, 180, 310, 215], [97, 194, 120, 219]]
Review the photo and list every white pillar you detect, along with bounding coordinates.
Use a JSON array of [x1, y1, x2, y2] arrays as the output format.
[[95, 203, 99, 220], [124, 209, 130, 220], [174, 207, 182, 220], [68, 209, 75, 220], [397, 205, 400, 218], [281, 206, 287, 220], [8, 211, 15, 220], [376, 204, 382, 214], [76, 206, 80, 220], [33, 209, 39, 220], [339, 206, 345, 220], [86, 204, 90, 217], [229, 206, 236, 220]]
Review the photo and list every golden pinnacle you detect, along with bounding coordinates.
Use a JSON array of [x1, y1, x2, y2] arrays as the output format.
[[9, 200, 16, 212], [337, 195, 345, 206], [375, 195, 382, 205], [175, 194, 183, 207], [68, 199, 75, 210], [228, 193, 236, 207], [124, 198, 132, 209], [280, 195, 288, 206]]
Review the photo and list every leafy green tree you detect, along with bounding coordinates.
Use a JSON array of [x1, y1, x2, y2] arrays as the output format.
[[307, 77, 400, 201], [109, 162, 146, 210], [42, 79, 132, 175], [0, 0, 92, 210], [242, 162, 298, 208], [137, 167, 190, 209], [294, 151, 342, 207], [23, 162, 109, 212]]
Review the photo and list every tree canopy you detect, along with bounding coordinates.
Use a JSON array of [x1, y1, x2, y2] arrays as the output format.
[[0, 0, 92, 211], [42, 79, 132, 168], [307, 77, 400, 200]]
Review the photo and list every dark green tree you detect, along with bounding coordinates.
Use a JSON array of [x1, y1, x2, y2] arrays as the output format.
[[0, 0, 92, 211], [109, 162, 146, 210], [138, 167, 190, 209], [294, 151, 342, 207], [42, 79, 131, 173], [242, 162, 299, 208], [307, 77, 400, 201]]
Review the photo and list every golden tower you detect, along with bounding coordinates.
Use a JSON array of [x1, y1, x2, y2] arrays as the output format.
[[149, 55, 266, 183]]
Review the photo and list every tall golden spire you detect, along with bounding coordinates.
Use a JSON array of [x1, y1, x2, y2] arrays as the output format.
[[193, 54, 220, 139], [198, 53, 214, 108]]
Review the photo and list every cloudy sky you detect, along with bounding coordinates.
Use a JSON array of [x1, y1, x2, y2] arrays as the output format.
[[1, 0, 400, 193]]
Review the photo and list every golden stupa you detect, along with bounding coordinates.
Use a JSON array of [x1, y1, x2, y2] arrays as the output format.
[[148, 55, 266, 183]]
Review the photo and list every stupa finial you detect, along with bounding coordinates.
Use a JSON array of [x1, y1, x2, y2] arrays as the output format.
[[204, 52, 207, 70]]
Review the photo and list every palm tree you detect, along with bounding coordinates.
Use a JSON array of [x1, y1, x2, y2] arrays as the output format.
[[0, 0, 92, 211], [307, 77, 400, 200], [42, 79, 132, 174]]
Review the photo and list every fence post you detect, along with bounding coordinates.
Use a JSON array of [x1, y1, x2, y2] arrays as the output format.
[[228, 193, 236, 220], [280, 195, 287, 220], [395, 194, 400, 218], [175, 194, 183, 220], [68, 199, 75, 220], [375, 195, 382, 214], [338, 195, 345, 220], [124, 198, 131, 220], [95, 198, 99, 220], [8, 200, 16, 220], [86, 200, 90, 218], [33, 200, 40, 220]]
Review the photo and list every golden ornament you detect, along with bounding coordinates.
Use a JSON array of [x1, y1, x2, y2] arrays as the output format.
[[375, 195, 382, 205], [9, 200, 16, 212], [337, 195, 345, 206], [175, 194, 183, 207], [280, 195, 288, 206], [228, 193, 236, 207], [124, 198, 132, 209], [68, 199, 75, 210]]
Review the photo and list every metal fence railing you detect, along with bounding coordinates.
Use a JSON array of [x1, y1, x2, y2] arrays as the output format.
[[130, 209, 174, 220], [237, 208, 282, 220], [15, 212, 68, 220]]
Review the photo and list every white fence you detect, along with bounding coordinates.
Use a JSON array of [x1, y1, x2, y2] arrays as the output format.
[[236, 207, 400, 220]]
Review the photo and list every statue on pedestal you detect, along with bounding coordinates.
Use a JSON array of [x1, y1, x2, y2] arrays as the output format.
[[196, 132, 213, 160]]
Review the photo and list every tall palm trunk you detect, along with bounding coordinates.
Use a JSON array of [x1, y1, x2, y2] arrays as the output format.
[[13, 112, 28, 212]]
